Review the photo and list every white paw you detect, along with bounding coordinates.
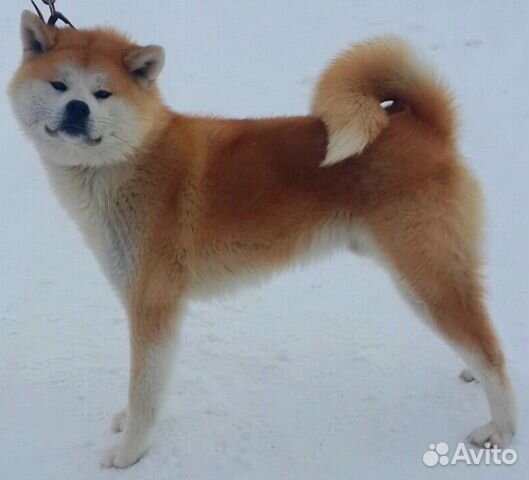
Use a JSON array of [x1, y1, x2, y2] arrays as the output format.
[[111, 409, 128, 433], [100, 442, 147, 469], [467, 421, 513, 449], [459, 369, 477, 383]]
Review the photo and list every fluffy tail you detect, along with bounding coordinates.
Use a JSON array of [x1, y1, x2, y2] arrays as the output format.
[[312, 36, 456, 166]]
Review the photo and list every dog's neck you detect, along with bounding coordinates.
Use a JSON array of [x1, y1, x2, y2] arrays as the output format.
[[38, 110, 177, 295], [43, 160, 131, 216]]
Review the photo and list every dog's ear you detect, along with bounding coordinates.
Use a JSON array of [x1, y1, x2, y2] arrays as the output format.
[[124, 45, 165, 86], [20, 10, 56, 59]]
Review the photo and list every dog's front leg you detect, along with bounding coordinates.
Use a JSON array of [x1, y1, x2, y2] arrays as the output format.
[[101, 287, 184, 468]]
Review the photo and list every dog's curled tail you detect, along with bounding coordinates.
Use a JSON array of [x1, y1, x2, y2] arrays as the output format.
[[312, 36, 456, 166]]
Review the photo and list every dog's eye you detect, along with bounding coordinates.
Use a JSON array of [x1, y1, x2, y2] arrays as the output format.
[[94, 90, 112, 100], [50, 81, 68, 92]]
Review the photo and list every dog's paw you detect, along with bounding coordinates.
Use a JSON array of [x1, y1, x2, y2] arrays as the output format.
[[467, 421, 513, 449], [100, 442, 147, 469], [111, 409, 128, 433], [459, 369, 477, 383]]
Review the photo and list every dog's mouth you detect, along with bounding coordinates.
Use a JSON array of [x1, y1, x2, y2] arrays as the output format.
[[45, 124, 102, 146], [44, 124, 59, 138]]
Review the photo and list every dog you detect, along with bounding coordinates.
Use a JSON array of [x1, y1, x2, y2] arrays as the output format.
[[9, 9, 517, 468]]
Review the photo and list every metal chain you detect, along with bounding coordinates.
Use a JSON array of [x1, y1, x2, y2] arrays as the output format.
[[42, 0, 56, 15], [30, 0, 76, 28]]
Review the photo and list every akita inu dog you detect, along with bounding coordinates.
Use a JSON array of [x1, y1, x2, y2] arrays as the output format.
[[9, 10, 517, 468]]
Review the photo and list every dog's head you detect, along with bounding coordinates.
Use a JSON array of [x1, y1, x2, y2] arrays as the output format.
[[9, 11, 165, 167]]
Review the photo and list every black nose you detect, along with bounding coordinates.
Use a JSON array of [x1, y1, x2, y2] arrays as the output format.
[[65, 100, 90, 121], [61, 100, 90, 136]]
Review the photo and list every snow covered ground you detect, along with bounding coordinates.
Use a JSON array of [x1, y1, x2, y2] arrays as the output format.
[[1, 1, 527, 479]]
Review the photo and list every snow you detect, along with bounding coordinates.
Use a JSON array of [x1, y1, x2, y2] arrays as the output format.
[[1, 0, 527, 479]]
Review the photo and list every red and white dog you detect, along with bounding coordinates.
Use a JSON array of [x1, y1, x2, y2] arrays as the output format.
[[9, 10, 517, 468]]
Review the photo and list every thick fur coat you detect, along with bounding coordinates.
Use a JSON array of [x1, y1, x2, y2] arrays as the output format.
[[9, 11, 516, 468]]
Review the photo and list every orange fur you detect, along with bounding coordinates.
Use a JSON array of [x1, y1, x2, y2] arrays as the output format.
[[10, 14, 516, 468], [312, 36, 456, 165]]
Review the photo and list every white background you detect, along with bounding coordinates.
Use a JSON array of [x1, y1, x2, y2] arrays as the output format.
[[0, 1, 527, 479]]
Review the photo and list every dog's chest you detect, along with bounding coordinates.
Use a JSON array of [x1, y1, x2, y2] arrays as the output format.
[[96, 206, 136, 292], [46, 165, 137, 295]]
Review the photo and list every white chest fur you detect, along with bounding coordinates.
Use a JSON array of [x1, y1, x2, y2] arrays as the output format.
[[43, 161, 137, 297]]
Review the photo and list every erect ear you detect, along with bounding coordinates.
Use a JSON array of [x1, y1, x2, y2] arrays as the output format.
[[124, 45, 165, 85], [20, 10, 56, 58]]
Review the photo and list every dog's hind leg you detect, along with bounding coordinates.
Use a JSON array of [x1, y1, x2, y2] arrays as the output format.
[[368, 186, 517, 448], [401, 271, 516, 447], [387, 264, 480, 387]]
